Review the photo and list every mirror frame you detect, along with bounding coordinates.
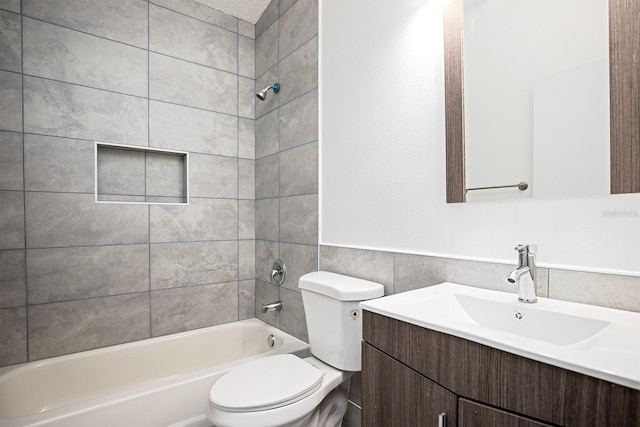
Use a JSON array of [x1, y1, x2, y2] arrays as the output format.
[[444, 0, 640, 203]]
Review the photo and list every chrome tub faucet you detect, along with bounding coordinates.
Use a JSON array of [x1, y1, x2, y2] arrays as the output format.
[[507, 244, 537, 303]]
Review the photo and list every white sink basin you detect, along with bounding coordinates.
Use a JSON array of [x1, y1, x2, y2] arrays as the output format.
[[360, 282, 640, 390]]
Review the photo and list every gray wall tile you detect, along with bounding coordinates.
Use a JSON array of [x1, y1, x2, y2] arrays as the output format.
[[27, 244, 149, 304], [255, 65, 279, 118], [150, 198, 237, 242], [150, 241, 238, 290], [28, 293, 150, 360], [394, 253, 549, 297], [256, 198, 279, 241], [97, 146, 146, 197], [279, 36, 317, 104], [146, 152, 186, 198], [239, 35, 255, 78], [280, 242, 317, 291], [22, 0, 149, 48], [279, 89, 317, 150], [342, 402, 361, 427], [25, 192, 149, 248], [0, 70, 22, 132], [24, 76, 148, 144], [256, 23, 278, 77], [239, 279, 255, 320], [279, 0, 298, 15], [0, 307, 27, 365], [255, 0, 278, 37], [239, 76, 256, 119], [24, 134, 93, 193], [150, 53, 237, 115], [239, 159, 255, 200], [150, 101, 237, 157], [239, 240, 256, 280], [278, 0, 317, 60], [256, 240, 279, 283], [0, 249, 25, 308], [239, 200, 255, 240], [255, 108, 279, 158], [549, 269, 640, 312], [0, 131, 23, 190], [23, 17, 148, 97], [238, 118, 255, 159], [279, 141, 317, 196], [280, 287, 307, 342], [256, 154, 279, 199], [150, 4, 237, 73], [319, 246, 393, 295], [150, 0, 238, 32], [0, 10, 21, 73], [279, 194, 317, 245], [151, 281, 238, 336], [238, 20, 255, 39], [0, 0, 20, 14], [189, 153, 238, 198], [255, 279, 279, 327], [348, 373, 362, 406], [0, 191, 24, 249]]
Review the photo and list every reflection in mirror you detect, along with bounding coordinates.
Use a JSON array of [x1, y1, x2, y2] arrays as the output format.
[[444, 0, 640, 203]]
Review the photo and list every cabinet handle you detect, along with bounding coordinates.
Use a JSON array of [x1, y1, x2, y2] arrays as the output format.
[[438, 412, 447, 427]]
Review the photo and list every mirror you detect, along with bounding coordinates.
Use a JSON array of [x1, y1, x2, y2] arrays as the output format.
[[444, 0, 640, 203]]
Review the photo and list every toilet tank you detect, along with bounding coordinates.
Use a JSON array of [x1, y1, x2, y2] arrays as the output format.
[[299, 271, 384, 371]]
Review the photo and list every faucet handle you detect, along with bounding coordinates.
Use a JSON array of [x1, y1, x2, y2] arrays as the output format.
[[515, 244, 536, 254]]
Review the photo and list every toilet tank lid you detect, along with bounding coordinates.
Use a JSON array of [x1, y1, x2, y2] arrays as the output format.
[[299, 271, 384, 301]]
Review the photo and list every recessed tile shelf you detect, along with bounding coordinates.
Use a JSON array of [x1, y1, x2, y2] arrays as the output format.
[[95, 142, 189, 205]]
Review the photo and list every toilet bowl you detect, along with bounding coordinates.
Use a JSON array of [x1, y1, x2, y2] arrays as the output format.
[[206, 272, 384, 427], [206, 355, 350, 427]]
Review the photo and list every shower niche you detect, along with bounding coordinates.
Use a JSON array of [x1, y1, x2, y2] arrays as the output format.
[[94, 142, 189, 205]]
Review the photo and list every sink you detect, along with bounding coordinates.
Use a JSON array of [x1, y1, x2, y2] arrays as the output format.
[[360, 282, 640, 390], [429, 292, 610, 346]]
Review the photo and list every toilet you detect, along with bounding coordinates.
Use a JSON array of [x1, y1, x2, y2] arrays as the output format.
[[206, 271, 384, 427]]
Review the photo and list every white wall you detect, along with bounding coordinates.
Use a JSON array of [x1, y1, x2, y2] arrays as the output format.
[[319, 0, 640, 275]]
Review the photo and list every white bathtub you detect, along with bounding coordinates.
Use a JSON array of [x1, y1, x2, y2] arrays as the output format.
[[0, 319, 309, 427]]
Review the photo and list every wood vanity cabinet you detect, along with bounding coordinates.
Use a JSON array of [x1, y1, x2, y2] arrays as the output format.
[[361, 311, 640, 427]]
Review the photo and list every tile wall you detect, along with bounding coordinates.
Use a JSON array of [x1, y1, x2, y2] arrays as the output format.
[[319, 244, 640, 424], [252, 0, 319, 343], [0, 0, 257, 366]]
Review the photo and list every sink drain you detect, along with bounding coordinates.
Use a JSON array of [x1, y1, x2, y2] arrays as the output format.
[[514, 311, 525, 320]]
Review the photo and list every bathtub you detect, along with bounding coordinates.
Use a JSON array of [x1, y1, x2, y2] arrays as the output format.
[[0, 319, 309, 427]]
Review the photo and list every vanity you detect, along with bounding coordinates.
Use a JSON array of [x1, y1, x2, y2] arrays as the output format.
[[360, 283, 640, 426]]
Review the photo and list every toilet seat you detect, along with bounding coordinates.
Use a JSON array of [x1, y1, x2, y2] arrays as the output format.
[[209, 354, 324, 413]]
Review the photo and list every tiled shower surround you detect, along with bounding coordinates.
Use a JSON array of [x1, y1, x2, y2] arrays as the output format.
[[0, 0, 260, 365], [251, 0, 319, 343]]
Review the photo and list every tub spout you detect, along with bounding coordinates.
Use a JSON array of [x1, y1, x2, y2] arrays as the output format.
[[261, 301, 282, 313]]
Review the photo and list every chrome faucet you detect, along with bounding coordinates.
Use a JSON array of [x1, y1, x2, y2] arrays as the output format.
[[507, 244, 537, 303]]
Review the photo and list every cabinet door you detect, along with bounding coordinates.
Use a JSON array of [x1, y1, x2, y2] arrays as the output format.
[[459, 398, 553, 427], [362, 343, 456, 427]]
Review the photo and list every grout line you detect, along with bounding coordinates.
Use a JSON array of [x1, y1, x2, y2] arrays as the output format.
[[147, 0, 153, 339], [237, 30, 241, 321], [19, 15, 149, 51], [20, 2, 29, 362], [148, 1, 239, 36]]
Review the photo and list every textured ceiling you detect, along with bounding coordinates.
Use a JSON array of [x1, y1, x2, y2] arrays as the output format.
[[194, 0, 270, 24]]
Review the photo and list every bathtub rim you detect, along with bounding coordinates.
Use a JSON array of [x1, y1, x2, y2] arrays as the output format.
[[0, 318, 310, 426]]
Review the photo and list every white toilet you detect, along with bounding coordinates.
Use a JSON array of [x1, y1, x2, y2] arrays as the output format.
[[206, 271, 384, 427]]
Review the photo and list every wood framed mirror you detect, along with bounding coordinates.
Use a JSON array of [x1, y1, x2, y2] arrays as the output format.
[[444, 0, 639, 203]]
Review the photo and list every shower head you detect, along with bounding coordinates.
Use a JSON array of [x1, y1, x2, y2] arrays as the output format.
[[256, 83, 280, 101]]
